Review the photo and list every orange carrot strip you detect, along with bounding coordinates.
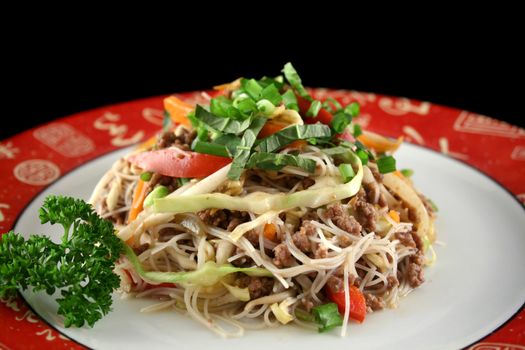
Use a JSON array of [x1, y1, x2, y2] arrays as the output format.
[[128, 179, 147, 224], [263, 223, 277, 241], [163, 96, 193, 126], [357, 131, 403, 153]]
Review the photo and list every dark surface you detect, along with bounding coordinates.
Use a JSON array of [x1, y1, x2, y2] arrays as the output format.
[[3, 41, 523, 140]]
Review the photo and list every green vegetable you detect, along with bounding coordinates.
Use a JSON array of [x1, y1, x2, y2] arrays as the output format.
[[377, 155, 397, 174], [154, 152, 363, 215], [356, 149, 369, 165], [210, 96, 242, 119], [140, 171, 152, 181], [143, 185, 169, 207], [195, 105, 252, 135], [338, 163, 355, 183], [123, 245, 272, 287], [257, 124, 331, 153], [353, 124, 362, 138], [260, 84, 282, 106], [227, 117, 266, 180], [345, 102, 360, 117], [330, 110, 353, 133], [256, 99, 276, 116], [322, 97, 343, 113], [193, 140, 230, 158], [295, 308, 315, 322], [400, 168, 414, 177], [306, 100, 322, 117], [282, 62, 310, 99], [241, 78, 263, 100], [312, 303, 343, 332], [0, 196, 124, 327], [281, 89, 299, 111], [247, 152, 316, 173]]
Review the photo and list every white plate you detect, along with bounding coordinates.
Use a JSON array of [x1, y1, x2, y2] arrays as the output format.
[[15, 144, 525, 350]]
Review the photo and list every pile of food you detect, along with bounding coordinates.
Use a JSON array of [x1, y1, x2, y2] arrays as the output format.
[[0, 63, 437, 337]]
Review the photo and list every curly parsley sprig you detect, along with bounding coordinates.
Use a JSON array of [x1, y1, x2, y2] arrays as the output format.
[[0, 195, 124, 327]]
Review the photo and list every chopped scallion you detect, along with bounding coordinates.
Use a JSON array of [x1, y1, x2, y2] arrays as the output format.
[[312, 303, 343, 333], [306, 100, 322, 117], [338, 163, 355, 183], [377, 155, 396, 174], [140, 172, 152, 181]]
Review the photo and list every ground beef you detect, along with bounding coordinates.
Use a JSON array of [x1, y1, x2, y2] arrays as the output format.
[[156, 129, 196, 150], [369, 166, 383, 182], [197, 209, 249, 231], [325, 203, 362, 235], [144, 173, 179, 195], [236, 276, 274, 299], [337, 234, 352, 248], [354, 198, 377, 232], [407, 262, 424, 287], [301, 177, 315, 189], [273, 243, 295, 267], [418, 193, 436, 217], [387, 275, 399, 290], [292, 221, 316, 252], [365, 293, 385, 311], [326, 275, 344, 293], [411, 231, 424, 251], [300, 297, 316, 312], [410, 252, 425, 266], [364, 181, 387, 207], [395, 230, 417, 248]]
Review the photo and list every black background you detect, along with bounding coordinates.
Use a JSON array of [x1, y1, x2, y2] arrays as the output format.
[[3, 29, 523, 141]]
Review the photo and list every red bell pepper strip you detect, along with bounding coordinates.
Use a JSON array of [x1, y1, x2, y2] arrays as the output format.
[[325, 284, 367, 323]]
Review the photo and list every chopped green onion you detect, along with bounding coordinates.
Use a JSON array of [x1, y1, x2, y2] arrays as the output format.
[[353, 124, 362, 138], [338, 163, 355, 183], [241, 78, 263, 100], [400, 168, 414, 177], [210, 96, 242, 119], [260, 84, 282, 106], [143, 185, 169, 207], [281, 90, 299, 111], [356, 149, 369, 165], [246, 152, 316, 173], [140, 171, 152, 182], [256, 99, 276, 116], [282, 62, 310, 99], [235, 98, 258, 117], [330, 110, 352, 133], [193, 140, 230, 158], [306, 100, 322, 117], [377, 155, 396, 174], [257, 124, 332, 153], [345, 102, 360, 117], [312, 303, 343, 333]]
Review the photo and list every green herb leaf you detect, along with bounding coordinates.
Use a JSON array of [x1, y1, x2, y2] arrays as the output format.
[[312, 303, 343, 333], [257, 124, 332, 153], [330, 110, 352, 133], [356, 149, 369, 165], [247, 152, 316, 173], [377, 155, 397, 174], [227, 118, 267, 180], [195, 105, 252, 135], [1, 196, 124, 328], [282, 62, 310, 99], [345, 102, 360, 117]]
